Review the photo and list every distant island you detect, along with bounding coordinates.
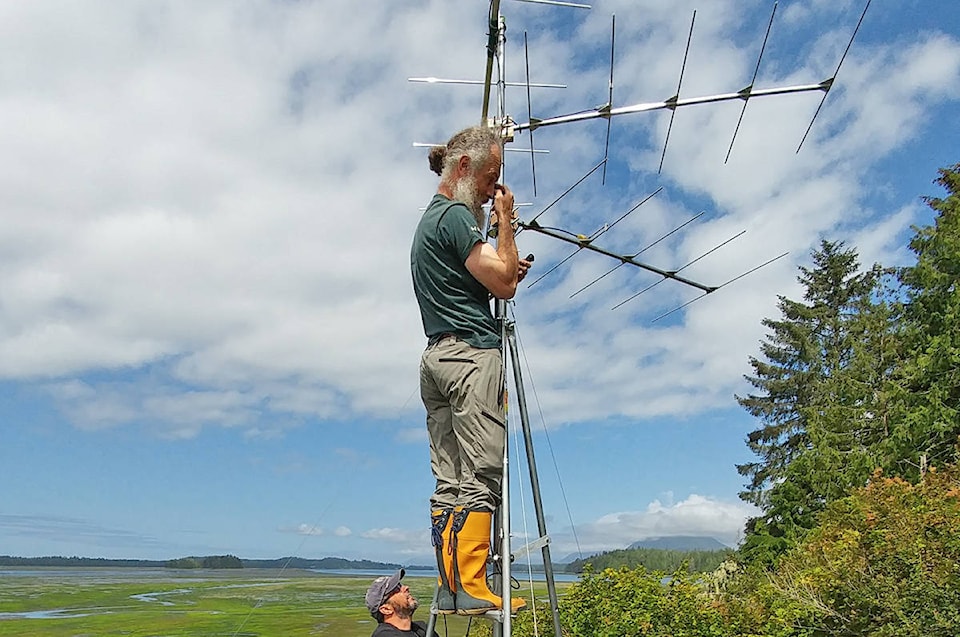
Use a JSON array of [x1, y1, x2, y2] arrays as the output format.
[[628, 535, 729, 551], [0, 555, 427, 571], [565, 536, 734, 574]]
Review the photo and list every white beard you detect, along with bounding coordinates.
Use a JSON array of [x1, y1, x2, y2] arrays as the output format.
[[452, 177, 485, 227]]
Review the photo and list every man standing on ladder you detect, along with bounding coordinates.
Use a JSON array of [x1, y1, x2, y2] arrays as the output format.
[[411, 125, 531, 615]]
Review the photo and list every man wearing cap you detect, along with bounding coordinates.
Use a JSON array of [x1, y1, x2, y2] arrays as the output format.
[[365, 569, 438, 637], [411, 125, 530, 615]]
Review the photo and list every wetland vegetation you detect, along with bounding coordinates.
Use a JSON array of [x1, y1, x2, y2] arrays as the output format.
[[0, 567, 563, 637]]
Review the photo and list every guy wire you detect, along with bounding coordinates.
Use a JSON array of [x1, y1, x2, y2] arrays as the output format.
[[229, 500, 337, 637]]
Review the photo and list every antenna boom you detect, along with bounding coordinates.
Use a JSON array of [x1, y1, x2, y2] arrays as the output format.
[[516, 81, 829, 132], [521, 219, 715, 293]]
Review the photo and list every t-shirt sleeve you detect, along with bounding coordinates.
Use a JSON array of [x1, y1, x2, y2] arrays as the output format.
[[438, 204, 485, 264]]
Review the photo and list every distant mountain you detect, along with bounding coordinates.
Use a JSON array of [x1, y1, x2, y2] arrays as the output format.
[[532, 539, 728, 568], [241, 556, 401, 570], [628, 536, 728, 551]]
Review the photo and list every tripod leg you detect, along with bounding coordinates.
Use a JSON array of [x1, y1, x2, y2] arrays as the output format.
[[505, 321, 563, 637]]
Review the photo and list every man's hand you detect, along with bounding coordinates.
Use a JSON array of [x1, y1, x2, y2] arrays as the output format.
[[493, 184, 516, 230], [518, 256, 532, 283]]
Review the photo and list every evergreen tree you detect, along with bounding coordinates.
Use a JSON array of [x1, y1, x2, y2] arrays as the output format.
[[891, 163, 960, 478], [736, 240, 888, 563], [791, 266, 898, 499]]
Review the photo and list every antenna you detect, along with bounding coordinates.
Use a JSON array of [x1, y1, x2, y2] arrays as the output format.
[[514, 0, 591, 7], [568, 207, 703, 298], [481, 0, 502, 122], [513, 0, 872, 169], [651, 251, 789, 322], [502, 0, 870, 307]]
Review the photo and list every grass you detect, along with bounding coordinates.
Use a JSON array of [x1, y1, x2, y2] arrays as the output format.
[[0, 568, 566, 637]]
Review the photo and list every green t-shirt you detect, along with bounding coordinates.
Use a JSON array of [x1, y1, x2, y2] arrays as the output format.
[[411, 194, 500, 349]]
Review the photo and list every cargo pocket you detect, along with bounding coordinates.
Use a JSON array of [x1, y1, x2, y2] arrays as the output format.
[[439, 357, 479, 384], [480, 409, 505, 430]]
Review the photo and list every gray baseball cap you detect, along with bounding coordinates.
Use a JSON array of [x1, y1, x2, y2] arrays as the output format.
[[365, 569, 405, 615]]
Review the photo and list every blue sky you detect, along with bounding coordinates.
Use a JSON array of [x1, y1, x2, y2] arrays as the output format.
[[1, 0, 958, 566]]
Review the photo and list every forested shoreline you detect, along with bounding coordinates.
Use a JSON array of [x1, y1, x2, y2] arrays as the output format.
[[0, 554, 406, 571], [566, 547, 733, 574]]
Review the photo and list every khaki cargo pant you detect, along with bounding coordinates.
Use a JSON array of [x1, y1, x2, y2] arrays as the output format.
[[420, 335, 505, 513]]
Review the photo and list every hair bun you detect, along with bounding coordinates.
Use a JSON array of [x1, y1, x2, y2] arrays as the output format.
[[428, 146, 446, 175]]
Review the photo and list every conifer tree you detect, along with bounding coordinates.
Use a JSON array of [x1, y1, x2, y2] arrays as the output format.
[[892, 163, 960, 478], [737, 241, 881, 505], [736, 240, 888, 563]]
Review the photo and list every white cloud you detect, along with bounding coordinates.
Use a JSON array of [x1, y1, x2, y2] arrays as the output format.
[[0, 0, 956, 442], [293, 524, 324, 537], [558, 494, 759, 554], [361, 527, 427, 546], [348, 494, 757, 565]]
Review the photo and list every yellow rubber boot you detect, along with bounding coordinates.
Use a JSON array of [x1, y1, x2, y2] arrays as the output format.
[[452, 509, 526, 615], [431, 509, 456, 614]]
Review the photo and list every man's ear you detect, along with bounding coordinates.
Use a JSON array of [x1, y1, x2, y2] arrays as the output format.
[[457, 154, 471, 176], [379, 603, 395, 619]]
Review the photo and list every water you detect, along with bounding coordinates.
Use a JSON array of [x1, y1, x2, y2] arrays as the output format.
[[0, 566, 581, 583], [0, 609, 100, 620], [310, 568, 581, 583], [0, 567, 217, 580]]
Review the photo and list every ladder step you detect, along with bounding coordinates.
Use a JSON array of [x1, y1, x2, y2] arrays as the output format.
[[510, 534, 550, 561]]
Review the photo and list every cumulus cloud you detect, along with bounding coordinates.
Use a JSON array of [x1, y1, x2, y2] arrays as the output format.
[[554, 494, 758, 556], [361, 527, 427, 546], [0, 1, 956, 441], [288, 524, 324, 537], [358, 494, 758, 564]]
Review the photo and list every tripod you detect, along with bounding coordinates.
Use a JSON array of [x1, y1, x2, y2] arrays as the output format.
[[425, 299, 563, 637]]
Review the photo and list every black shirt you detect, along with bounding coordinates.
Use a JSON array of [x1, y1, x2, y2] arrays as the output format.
[[371, 620, 438, 637]]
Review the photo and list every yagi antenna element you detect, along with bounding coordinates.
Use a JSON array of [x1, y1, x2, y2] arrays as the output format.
[[725, 2, 778, 164], [797, 0, 872, 152]]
